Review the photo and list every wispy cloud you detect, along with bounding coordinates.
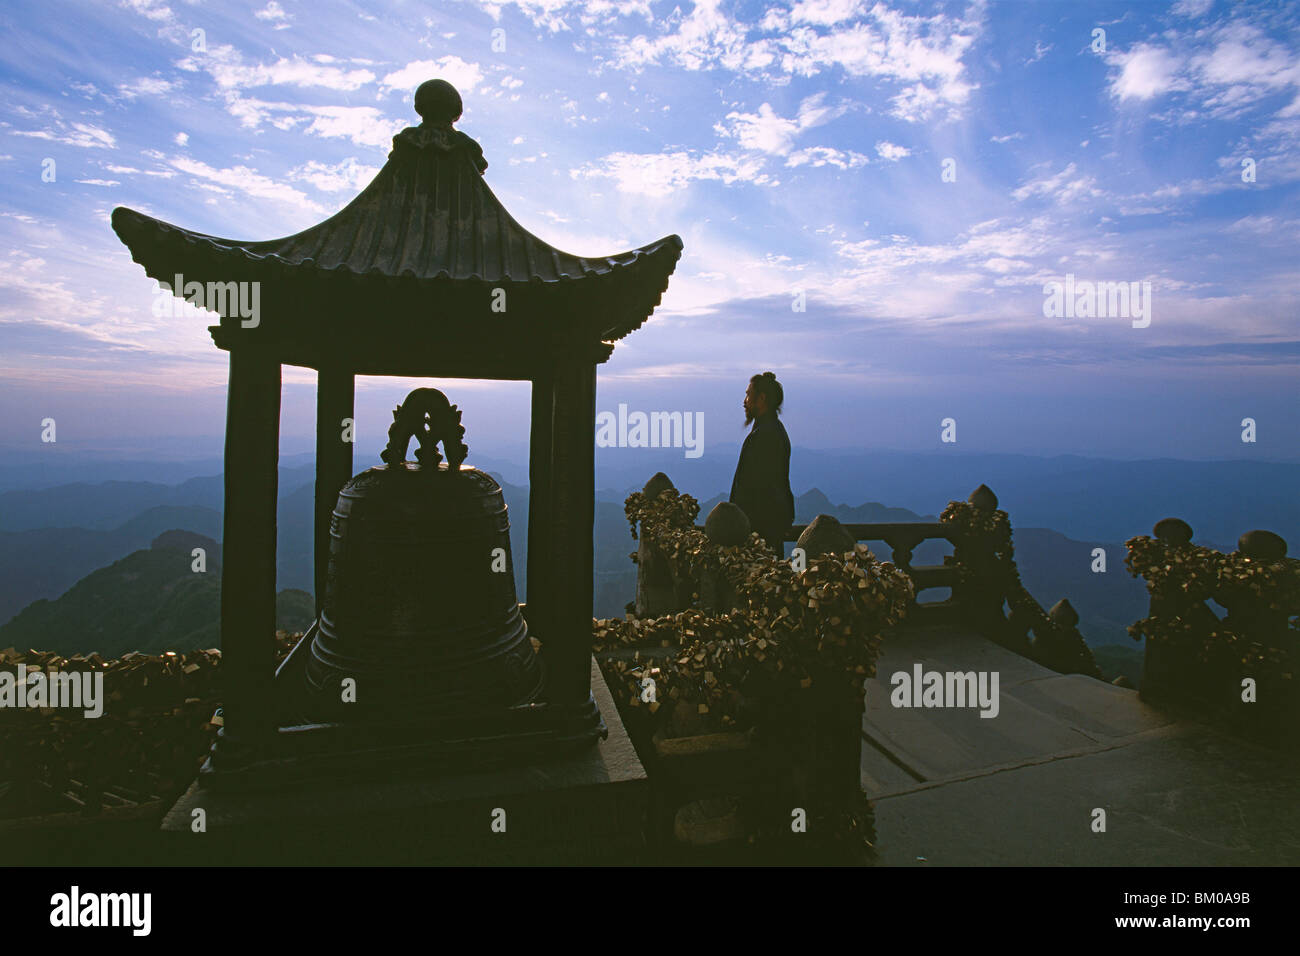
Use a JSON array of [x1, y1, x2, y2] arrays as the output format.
[[0, 0, 1294, 458]]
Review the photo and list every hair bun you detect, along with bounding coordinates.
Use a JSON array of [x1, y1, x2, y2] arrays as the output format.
[[762, 371, 775, 379]]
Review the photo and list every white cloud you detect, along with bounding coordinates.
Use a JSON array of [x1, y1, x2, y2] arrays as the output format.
[[1196, 22, 1300, 93], [786, 146, 868, 169], [572, 149, 776, 196], [177, 45, 374, 91], [168, 156, 324, 214], [718, 103, 801, 154], [789, 0, 867, 27], [121, 0, 174, 23], [777, 3, 982, 121], [11, 122, 116, 148], [300, 106, 401, 148], [1224, 214, 1300, 238], [1110, 44, 1184, 101], [716, 94, 846, 156], [209, 92, 401, 147], [117, 76, 175, 99], [104, 163, 175, 178], [874, 140, 910, 161], [1012, 163, 1101, 204], [476, 0, 653, 33], [255, 1, 292, 28], [1107, 21, 1300, 120], [174, 132, 188, 146], [983, 257, 1032, 273], [288, 157, 382, 193], [380, 56, 484, 96], [611, 0, 778, 72]]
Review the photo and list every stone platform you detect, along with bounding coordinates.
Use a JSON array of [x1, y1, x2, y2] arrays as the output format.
[[862, 625, 1300, 865], [159, 659, 647, 865]]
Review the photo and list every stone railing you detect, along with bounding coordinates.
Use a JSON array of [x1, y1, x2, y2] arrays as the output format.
[[1126, 519, 1298, 747], [604, 475, 918, 857], [632, 473, 1099, 679]]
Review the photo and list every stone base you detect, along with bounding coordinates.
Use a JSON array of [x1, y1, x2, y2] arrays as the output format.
[[159, 658, 647, 865]]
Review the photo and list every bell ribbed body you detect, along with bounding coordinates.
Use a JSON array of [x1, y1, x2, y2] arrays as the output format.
[[304, 461, 543, 719]]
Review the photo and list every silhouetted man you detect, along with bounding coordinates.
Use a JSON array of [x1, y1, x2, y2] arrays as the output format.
[[729, 372, 795, 556]]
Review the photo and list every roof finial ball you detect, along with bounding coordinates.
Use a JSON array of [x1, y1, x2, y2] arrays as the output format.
[[414, 79, 463, 127]]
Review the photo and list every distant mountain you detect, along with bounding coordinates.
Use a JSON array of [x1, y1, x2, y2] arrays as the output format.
[[4, 448, 1295, 549], [693, 487, 933, 527], [0, 531, 314, 657], [0, 478, 217, 531], [0, 449, 319, 492], [0, 450, 1278, 653], [1010, 527, 1151, 646], [0, 463, 315, 532], [0, 505, 222, 625], [275, 481, 316, 594], [0, 454, 224, 493], [591, 448, 1299, 550]]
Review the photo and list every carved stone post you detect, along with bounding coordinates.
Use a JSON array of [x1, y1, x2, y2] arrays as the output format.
[[952, 484, 1009, 643], [1138, 517, 1212, 706], [1219, 530, 1295, 744], [794, 514, 855, 561], [1222, 531, 1290, 636], [1031, 599, 1100, 677], [698, 502, 751, 613], [634, 472, 681, 618]]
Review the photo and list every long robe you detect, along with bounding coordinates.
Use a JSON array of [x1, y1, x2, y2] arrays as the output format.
[[729, 413, 795, 554]]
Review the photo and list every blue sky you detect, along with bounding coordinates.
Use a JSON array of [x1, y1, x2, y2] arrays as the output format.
[[0, 0, 1297, 465]]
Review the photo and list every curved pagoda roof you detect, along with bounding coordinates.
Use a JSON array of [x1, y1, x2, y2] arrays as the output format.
[[111, 81, 682, 373]]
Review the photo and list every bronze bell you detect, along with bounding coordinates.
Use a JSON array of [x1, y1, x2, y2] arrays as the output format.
[[303, 387, 543, 721]]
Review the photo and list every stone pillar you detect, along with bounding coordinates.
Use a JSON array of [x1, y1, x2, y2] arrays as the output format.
[[1220, 530, 1295, 743], [794, 514, 854, 560], [314, 366, 354, 616], [215, 349, 281, 764], [634, 473, 680, 618], [544, 360, 596, 710], [1033, 598, 1100, 677], [698, 501, 751, 613], [1138, 517, 1204, 705], [952, 484, 1008, 642], [789, 509, 872, 844], [1222, 530, 1290, 636], [526, 374, 554, 637]]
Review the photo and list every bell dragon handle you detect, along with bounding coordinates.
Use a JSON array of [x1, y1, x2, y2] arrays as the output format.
[[380, 388, 469, 469]]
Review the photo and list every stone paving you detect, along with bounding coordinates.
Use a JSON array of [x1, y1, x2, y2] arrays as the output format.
[[862, 625, 1300, 865]]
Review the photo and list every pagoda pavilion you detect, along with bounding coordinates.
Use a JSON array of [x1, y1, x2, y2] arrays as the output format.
[[112, 79, 682, 781]]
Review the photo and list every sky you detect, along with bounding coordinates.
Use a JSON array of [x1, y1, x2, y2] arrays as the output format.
[[0, 0, 1297, 467]]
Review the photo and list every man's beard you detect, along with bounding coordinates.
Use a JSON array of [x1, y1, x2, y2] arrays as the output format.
[[743, 407, 754, 427]]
